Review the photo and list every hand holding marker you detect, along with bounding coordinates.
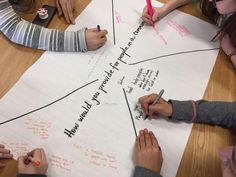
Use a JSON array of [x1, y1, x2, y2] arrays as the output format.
[[97, 25, 101, 32], [146, 0, 154, 27], [145, 89, 165, 120]]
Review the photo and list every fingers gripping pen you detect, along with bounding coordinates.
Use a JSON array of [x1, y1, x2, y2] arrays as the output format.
[[146, 0, 154, 26]]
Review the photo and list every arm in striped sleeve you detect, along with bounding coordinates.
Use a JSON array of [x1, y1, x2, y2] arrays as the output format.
[[0, 0, 87, 52]]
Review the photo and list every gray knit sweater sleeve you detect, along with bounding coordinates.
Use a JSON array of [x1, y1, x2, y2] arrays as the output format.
[[0, 0, 87, 52], [133, 166, 162, 177], [170, 100, 236, 129]]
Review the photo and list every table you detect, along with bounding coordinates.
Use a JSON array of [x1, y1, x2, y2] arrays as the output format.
[[0, 0, 235, 177]]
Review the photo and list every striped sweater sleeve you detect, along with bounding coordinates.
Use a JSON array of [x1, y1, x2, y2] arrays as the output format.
[[0, 0, 87, 52]]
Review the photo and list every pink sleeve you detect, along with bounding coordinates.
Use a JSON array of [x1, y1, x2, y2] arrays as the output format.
[[219, 145, 236, 177]]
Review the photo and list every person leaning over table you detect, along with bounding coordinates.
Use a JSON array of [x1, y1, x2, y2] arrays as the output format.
[[0, 144, 48, 177], [142, 0, 236, 68], [0, 0, 108, 52], [136, 0, 236, 176], [132, 95, 236, 177], [2, 136, 161, 177], [1, 108, 235, 177]]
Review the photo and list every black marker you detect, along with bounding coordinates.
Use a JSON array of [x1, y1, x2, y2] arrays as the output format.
[[97, 25, 101, 32]]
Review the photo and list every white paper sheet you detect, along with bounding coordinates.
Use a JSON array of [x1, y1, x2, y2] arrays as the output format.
[[0, 0, 219, 177]]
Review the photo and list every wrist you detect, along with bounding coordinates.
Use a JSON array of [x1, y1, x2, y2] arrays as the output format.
[[161, 4, 172, 17], [167, 100, 173, 119], [17, 174, 47, 177], [230, 53, 236, 69], [229, 51, 236, 60]]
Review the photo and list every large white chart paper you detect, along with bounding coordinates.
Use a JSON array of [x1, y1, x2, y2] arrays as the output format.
[[0, 0, 219, 177]]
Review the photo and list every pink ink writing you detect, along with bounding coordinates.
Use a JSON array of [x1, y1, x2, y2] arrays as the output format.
[[115, 10, 122, 23], [167, 20, 190, 37], [153, 26, 168, 45]]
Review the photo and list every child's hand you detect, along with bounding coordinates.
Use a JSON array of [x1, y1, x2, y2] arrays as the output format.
[[85, 28, 108, 51], [139, 94, 173, 119], [220, 34, 235, 57], [220, 34, 236, 68], [142, 6, 165, 25], [55, 0, 76, 24], [18, 148, 48, 174], [135, 129, 163, 173], [0, 144, 13, 167]]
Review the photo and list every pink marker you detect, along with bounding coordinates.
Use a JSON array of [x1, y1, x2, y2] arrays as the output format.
[[146, 0, 154, 26]]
